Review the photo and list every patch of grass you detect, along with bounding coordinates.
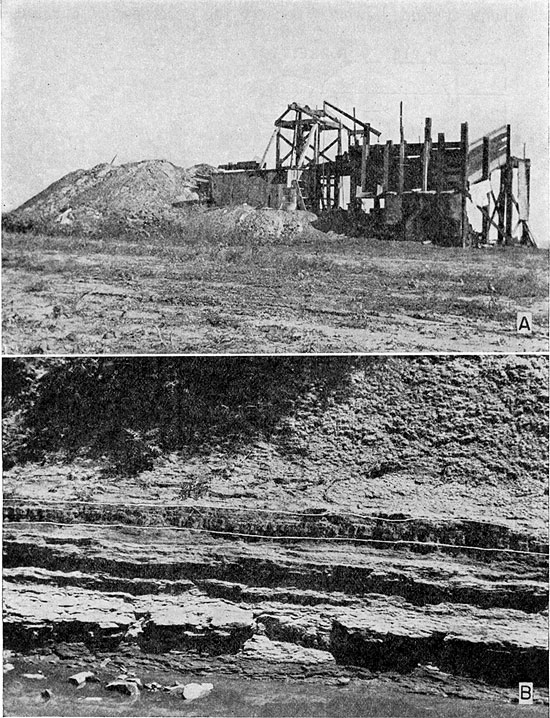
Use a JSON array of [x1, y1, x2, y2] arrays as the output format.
[[204, 310, 241, 329], [23, 278, 49, 293]]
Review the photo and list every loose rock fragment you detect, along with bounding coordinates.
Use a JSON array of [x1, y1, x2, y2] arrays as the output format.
[[116, 674, 142, 688], [144, 682, 163, 692], [182, 682, 214, 701], [68, 671, 96, 686], [106, 680, 140, 696]]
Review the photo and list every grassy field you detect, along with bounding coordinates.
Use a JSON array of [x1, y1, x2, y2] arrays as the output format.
[[2, 229, 548, 354]]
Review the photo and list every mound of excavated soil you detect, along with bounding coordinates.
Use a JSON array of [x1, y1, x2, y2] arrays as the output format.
[[4, 161, 323, 243], [190, 204, 322, 243], [3, 159, 212, 234]]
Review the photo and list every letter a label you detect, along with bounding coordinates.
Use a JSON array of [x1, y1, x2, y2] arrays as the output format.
[[516, 312, 533, 335], [518, 682, 533, 704]]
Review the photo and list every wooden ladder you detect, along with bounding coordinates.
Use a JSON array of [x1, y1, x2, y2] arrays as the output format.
[[296, 178, 310, 211]]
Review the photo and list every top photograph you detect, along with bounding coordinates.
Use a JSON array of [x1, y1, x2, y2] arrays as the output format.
[[2, 0, 548, 356]]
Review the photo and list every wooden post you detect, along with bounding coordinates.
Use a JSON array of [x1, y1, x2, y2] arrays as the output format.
[[481, 136, 490, 243], [315, 124, 321, 211], [497, 170, 506, 241], [350, 162, 357, 211], [460, 121, 469, 247], [504, 124, 513, 243], [398, 102, 405, 196], [291, 109, 301, 167], [275, 130, 281, 169], [436, 132, 445, 193], [526, 158, 531, 213], [383, 140, 392, 193], [398, 109, 406, 237], [421, 117, 432, 191], [398, 139, 405, 194], [361, 123, 370, 193]]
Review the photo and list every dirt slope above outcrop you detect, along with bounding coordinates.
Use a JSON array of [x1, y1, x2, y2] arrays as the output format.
[[3, 355, 548, 533]]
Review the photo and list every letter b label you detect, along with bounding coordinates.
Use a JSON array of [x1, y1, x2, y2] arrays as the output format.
[[518, 683, 533, 704]]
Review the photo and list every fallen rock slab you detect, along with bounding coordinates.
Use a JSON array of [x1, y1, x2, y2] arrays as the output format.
[[68, 671, 96, 686], [241, 635, 335, 664], [106, 680, 140, 696], [182, 682, 214, 701]]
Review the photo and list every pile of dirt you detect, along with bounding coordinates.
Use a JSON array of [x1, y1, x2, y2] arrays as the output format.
[[3, 161, 324, 243], [3, 159, 214, 234], [191, 204, 322, 244]]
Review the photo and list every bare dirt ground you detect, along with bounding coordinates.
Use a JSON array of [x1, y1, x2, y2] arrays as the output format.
[[2, 231, 548, 354]]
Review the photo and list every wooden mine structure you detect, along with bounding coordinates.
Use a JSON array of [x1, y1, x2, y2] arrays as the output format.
[[214, 101, 534, 246]]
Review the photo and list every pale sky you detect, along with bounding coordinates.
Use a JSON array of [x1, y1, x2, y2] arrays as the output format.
[[2, 0, 548, 242]]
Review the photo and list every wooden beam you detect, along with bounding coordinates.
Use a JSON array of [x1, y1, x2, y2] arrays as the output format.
[[481, 136, 490, 243], [260, 129, 277, 169], [323, 100, 381, 136], [436, 132, 445, 193], [279, 133, 294, 149], [280, 149, 293, 165], [383, 140, 392, 193], [275, 130, 281, 168], [274, 106, 292, 126], [320, 136, 339, 156], [496, 170, 506, 239], [421, 117, 432, 191], [504, 124, 513, 243], [398, 136, 405, 196], [361, 123, 370, 192], [321, 107, 360, 134], [460, 121, 469, 247], [291, 109, 301, 166]]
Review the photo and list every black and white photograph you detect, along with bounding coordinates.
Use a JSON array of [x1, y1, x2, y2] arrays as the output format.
[[2, 355, 549, 715], [1, 1, 549, 717]]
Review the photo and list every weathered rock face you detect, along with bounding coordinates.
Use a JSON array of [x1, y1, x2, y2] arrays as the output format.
[[135, 593, 255, 653], [330, 600, 549, 687], [3, 582, 254, 655], [4, 569, 547, 689], [3, 524, 547, 612], [2, 582, 135, 650], [2, 356, 548, 698]]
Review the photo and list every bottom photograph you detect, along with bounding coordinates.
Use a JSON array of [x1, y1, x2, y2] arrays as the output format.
[[2, 354, 549, 717]]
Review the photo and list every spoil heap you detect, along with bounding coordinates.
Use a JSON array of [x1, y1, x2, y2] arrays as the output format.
[[190, 204, 321, 243], [3, 159, 211, 234], [3, 160, 321, 243]]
